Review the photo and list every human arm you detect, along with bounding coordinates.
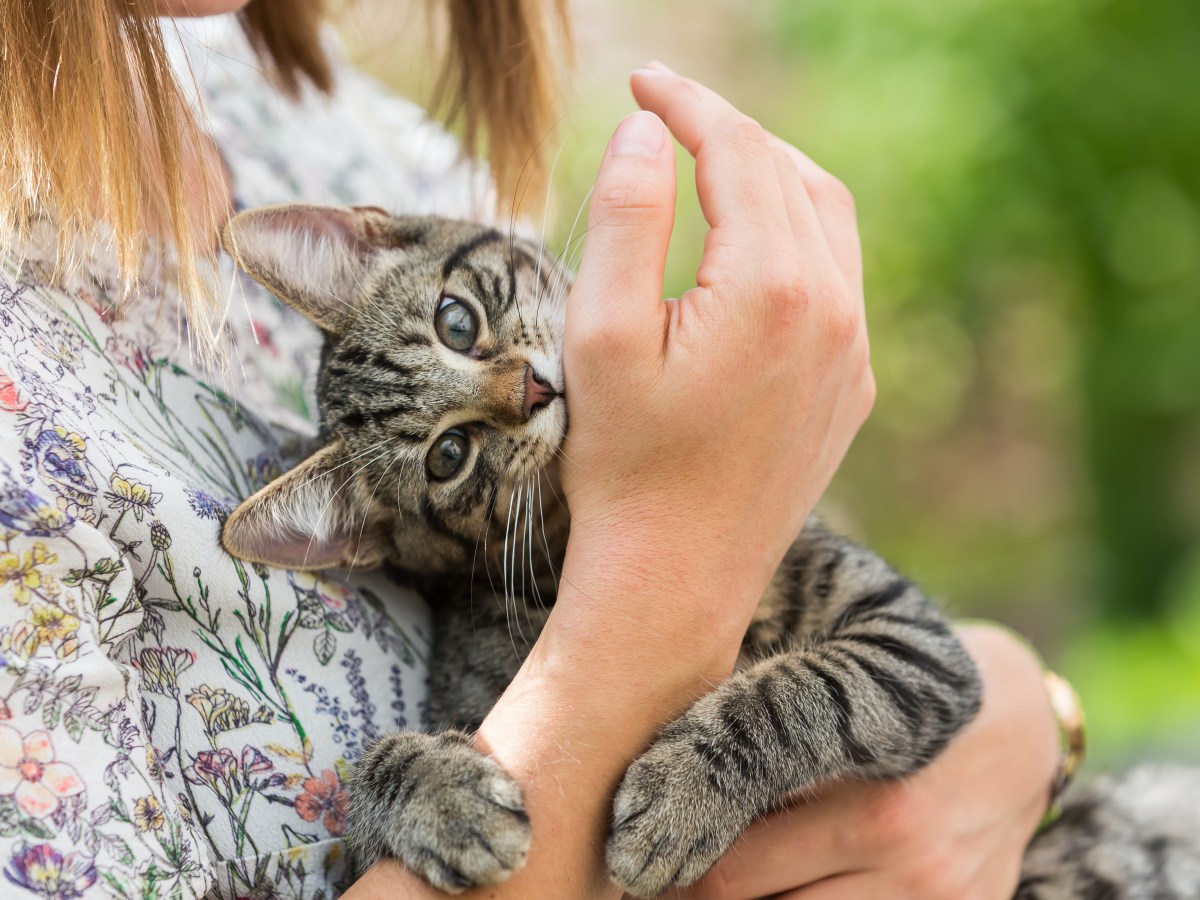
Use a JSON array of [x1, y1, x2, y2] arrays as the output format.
[[674, 623, 1060, 900], [346, 67, 874, 898]]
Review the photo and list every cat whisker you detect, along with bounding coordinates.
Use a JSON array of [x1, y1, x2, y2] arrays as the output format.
[[304, 440, 394, 569], [349, 446, 402, 571], [534, 142, 567, 322], [290, 436, 392, 497], [512, 477, 525, 621], [471, 484, 502, 610], [552, 445, 579, 469], [536, 470, 559, 595], [525, 475, 548, 614], [556, 186, 595, 283], [506, 479, 530, 649], [522, 475, 536, 613], [502, 479, 517, 619]]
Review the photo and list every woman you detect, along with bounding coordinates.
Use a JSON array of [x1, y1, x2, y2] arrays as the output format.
[[0, 1, 1058, 897]]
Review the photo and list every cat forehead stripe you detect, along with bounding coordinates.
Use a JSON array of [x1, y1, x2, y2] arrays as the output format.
[[440, 229, 503, 278]]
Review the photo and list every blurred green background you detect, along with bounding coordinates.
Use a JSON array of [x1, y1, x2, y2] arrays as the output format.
[[347, 0, 1200, 770]]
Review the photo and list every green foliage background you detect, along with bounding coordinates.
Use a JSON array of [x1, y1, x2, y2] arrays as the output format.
[[350, 0, 1200, 769]]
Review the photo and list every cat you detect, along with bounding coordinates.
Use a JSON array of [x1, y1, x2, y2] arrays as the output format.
[[218, 203, 1200, 899]]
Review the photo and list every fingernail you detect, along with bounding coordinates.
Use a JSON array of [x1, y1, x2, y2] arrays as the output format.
[[646, 60, 676, 75], [610, 111, 665, 158]]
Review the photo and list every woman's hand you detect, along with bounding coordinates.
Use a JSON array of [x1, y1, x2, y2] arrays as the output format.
[[558, 62, 875, 657], [348, 68, 876, 899], [674, 624, 1060, 900]]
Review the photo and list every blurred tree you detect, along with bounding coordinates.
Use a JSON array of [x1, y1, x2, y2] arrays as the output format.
[[1011, 0, 1200, 620], [769, 0, 1200, 620]]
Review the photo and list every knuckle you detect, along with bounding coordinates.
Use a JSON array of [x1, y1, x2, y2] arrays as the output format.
[[860, 367, 878, 417], [812, 171, 856, 212], [727, 116, 770, 149], [900, 846, 962, 899], [591, 181, 670, 224], [708, 115, 771, 161], [760, 261, 807, 305], [824, 296, 862, 348], [861, 786, 924, 849], [574, 322, 626, 362]]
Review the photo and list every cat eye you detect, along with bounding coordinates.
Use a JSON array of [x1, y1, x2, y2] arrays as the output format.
[[427, 428, 470, 481], [435, 297, 478, 352]]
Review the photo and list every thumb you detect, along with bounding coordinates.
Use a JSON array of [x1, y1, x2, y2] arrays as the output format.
[[568, 111, 676, 358]]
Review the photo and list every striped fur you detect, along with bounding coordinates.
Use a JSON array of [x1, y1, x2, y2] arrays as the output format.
[[1017, 766, 1200, 899], [221, 205, 1200, 898]]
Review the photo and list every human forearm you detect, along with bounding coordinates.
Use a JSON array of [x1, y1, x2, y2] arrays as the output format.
[[347, 65, 875, 897], [345, 542, 754, 900], [678, 622, 1060, 899]]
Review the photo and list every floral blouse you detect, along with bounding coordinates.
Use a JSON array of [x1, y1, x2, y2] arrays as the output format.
[[0, 16, 492, 899]]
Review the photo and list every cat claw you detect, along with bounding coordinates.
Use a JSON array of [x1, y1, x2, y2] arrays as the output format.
[[605, 745, 740, 898], [351, 732, 531, 892]]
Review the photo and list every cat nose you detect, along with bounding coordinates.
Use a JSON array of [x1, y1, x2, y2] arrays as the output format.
[[522, 365, 558, 420]]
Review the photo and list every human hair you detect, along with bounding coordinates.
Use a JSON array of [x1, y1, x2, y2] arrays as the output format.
[[0, 0, 570, 350]]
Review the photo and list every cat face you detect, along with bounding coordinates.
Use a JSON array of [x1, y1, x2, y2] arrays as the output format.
[[219, 205, 570, 574]]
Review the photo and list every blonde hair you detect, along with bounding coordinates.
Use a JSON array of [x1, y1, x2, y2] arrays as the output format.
[[1, 0, 570, 344]]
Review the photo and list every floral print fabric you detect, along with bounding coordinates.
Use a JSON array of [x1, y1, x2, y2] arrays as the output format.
[[0, 16, 490, 899]]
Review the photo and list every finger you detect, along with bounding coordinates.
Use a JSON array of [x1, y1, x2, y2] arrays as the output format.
[[678, 782, 882, 900], [775, 871, 879, 900], [630, 65, 798, 252], [769, 137, 864, 298], [568, 110, 676, 354]]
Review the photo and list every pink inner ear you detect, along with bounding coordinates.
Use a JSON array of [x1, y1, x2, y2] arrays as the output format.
[[236, 526, 355, 571], [277, 206, 373, 261]]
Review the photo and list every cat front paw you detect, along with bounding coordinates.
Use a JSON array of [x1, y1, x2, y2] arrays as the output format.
[[606, 735, 750, 898], [349, 730, 531, 893]]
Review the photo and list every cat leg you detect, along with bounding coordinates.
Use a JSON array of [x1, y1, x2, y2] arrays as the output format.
[[348, 729, 531, 892], [347, 587, 547, 890], [607, 541, 982, 897]]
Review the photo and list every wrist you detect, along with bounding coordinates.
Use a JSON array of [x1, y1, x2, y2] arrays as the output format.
[[955, 622, 1079, 826], [558, 511, 779, 639]]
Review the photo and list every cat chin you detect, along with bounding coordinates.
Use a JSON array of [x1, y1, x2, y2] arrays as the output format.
[[516, 398, 567, 469]]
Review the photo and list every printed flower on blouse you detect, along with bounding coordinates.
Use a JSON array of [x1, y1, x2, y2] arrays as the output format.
[[184, 487, 229, 521], [293, 769, 349, 836], [0, 369, 26, 413], [184, 748, 238, 788], [0, 487, 72, 539], [186, 684, 271, 734], [0, 544, 56, 605], [3, 843, 98, 899], [0, 727, 85, 817], [26, 428, 94, 518], [104, 474, 161, 522], [290, 573, 355, 624], [131, 647, 196, 696], [1, 603, 80, 662], [103, 335, 150, 379], [31, 320, 85, 371], [28, 604, 79, 658], [133, 796, 165, 832]]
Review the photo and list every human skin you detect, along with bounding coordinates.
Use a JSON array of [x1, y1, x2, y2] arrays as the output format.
[[347, 71, 1057, 900], [677, 624, 1058, 900], [148, 4, 1058, 894]]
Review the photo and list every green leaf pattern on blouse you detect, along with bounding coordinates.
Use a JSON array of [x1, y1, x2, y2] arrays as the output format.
[[0, 16, 489, 898]]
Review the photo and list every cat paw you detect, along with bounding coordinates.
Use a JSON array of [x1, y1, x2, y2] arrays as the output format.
[[349, 731, 530, 893], [605, 737, 748, 898]]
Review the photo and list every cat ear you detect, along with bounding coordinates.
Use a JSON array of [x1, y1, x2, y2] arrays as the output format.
[[221, 204, 416, 333], [221, 442, 389, 570]]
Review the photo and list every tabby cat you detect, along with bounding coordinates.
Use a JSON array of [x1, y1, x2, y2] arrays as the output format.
[[219, 204, 1200, 899]]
